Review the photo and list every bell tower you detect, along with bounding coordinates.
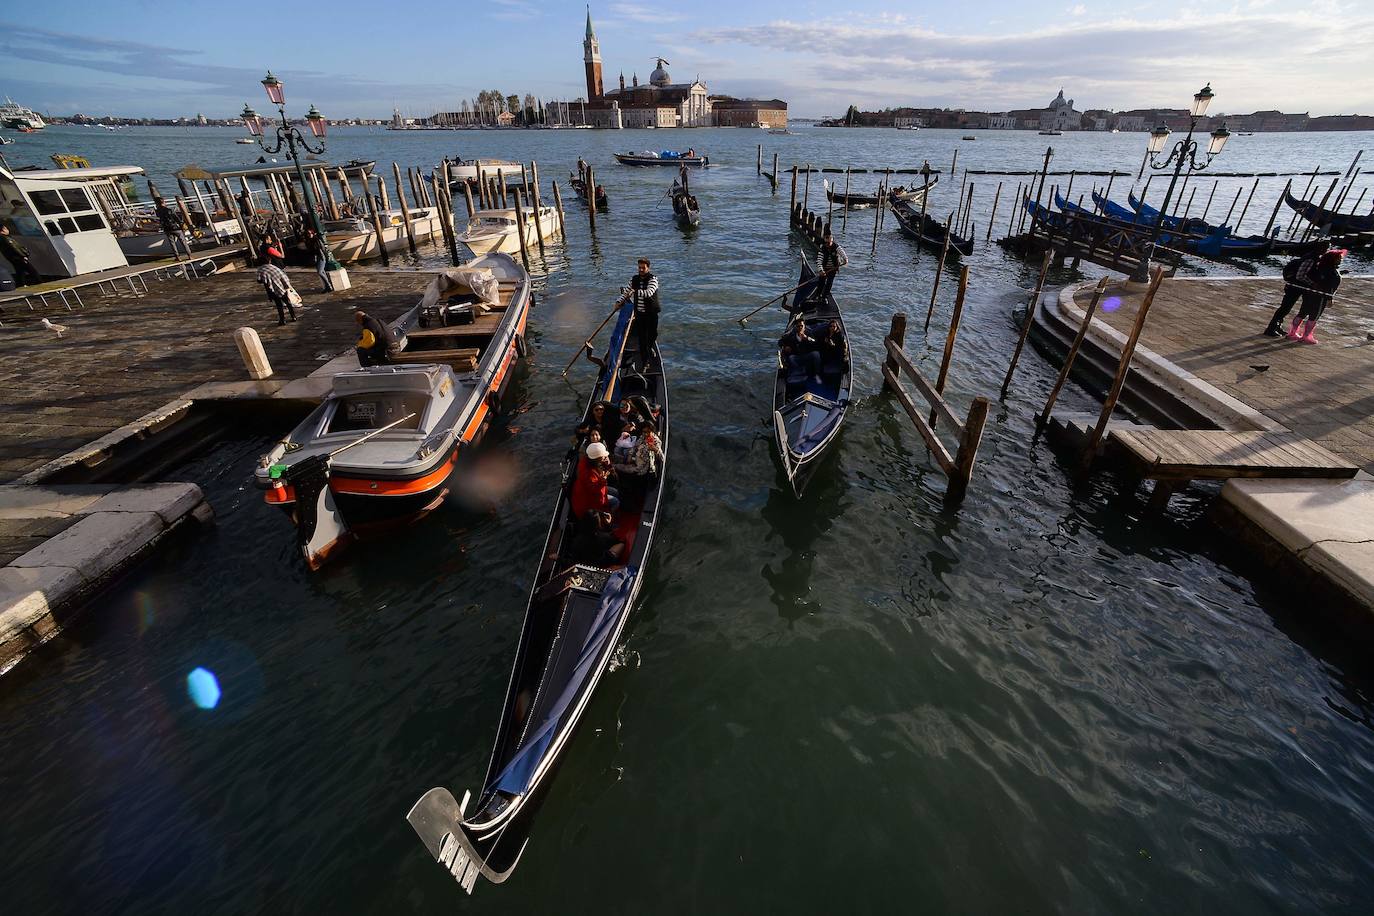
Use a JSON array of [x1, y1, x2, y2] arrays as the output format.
[[583, 6, 603, 101]]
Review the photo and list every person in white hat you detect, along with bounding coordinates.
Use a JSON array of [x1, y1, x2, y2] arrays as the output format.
[[572, 440, 619, 516]]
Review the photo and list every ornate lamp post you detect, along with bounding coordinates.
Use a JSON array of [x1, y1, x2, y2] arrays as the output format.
[[1132, 83, 1231, 281], [241, 70, 341, 275]]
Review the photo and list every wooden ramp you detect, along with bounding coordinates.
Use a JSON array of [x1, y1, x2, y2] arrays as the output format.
[[1109, 428, 1360, 509]]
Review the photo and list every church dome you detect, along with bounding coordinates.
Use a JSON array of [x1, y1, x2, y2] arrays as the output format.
[[649, 58, 671, 87]]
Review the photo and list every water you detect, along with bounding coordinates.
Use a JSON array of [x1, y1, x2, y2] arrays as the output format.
[[2, 125, 1374, 915]]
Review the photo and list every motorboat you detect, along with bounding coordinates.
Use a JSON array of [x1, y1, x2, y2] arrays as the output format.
[[446, 158, 523, 185], [325, 207, 443, 262], [406, 290, 670, 893], [1, 98, 45, 130], [255, 255, 533, 568], [235, 137, 256, 144], [457, 206, 560, 255], [614, 150, 708, 167]]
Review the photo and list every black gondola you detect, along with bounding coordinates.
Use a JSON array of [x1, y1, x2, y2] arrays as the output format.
[[772, 256, 851, 496], [406, 295, 669, 894], [569, 172, 609, 210], [670, 177, 700, 229], [889, 196, 975, 258], [824, 175, 938, 209], [1285, 187, 1374, 235]]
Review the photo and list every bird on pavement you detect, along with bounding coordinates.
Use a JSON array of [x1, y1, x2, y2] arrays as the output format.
[[40, 317, 69, 338]]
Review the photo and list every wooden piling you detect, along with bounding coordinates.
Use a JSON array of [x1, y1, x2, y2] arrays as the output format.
[[757, 143, 762, 175], [882, 313, 907, 389], [1102, 172, 1116, 208], [930, 266, 970, 430], [530, 161, 547, 258], [986, 181, 1002, 240], [1302, 177, 1340, 240], [771, 153, 779, 190], [1082, 266, 1165, 467], [392, 162, 417, 254], [1221, 185, 1243, 228], [1032, 146, 1053, 211], [871, 186, 883, 255], [377, 171, 391, 212], [1180, 186, 1197, 222], [924, 228, 952, 332], [789, 166, 798, 225], [1038, 276, 1110, 424], [999, 250, 1053, 398], [364, 177, 390, 267], [462, 180, 476, 221], [950, 148, 958, 179], [1007, 182, 1022, 237], [803, 163, 811, 211], [551, 180, 566, 238], [586, 165, 597, 231], [498, 169, 509, 209], [439, 161, 461, 265], [319, 169, 341, 220], [512, 188, 531, 271], [336, 168, 353, 205], [949, 397, 990, 503]]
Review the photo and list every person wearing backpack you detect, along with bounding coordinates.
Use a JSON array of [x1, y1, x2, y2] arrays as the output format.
[[1264, 244, 1328, 336], [1286, 248, 1345, 344]]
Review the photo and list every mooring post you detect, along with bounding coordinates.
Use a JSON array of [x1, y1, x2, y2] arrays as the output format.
[[757, 143, 762, 175], [803, 163, 811, 211], [392, 163, 417, 253], [498, 168, 509, 209], [924, 228, 952, 332], [234, 327, 273, 379], [1038, 276, 1111, 425], [1007, 182, 1022, 237], [789, 166, 798, 225], [551, 180, 567, 238], [883, 313, 907, 392], [364, 176, 390, 266], [986, 181, 1002, 240], [530, 161, 547, 257], [771, 153, 779, 190], [929, 265, 970, 430], [1082, 267, 1165, 468], [947, 396, 990, 504], [439, 161, 461, 265], [586, 165, 597, 231], [950, 148, 958, 178], [871, 186, 883, 254], [513, 188, 531, 271], [999, 250, 1053, 398]]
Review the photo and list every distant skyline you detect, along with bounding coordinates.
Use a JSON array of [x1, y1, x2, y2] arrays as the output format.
[[2, 1, 1371, 119]]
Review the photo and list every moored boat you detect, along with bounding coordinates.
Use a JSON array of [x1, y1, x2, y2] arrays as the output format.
[[614, 150, 708, 167], [325, 206, 443, 262], [457, 205, 560, 255], [253, 255, 533, 568], [445, 158, 523, 186], [772, 257, 851, 495], [824, 174, 937, 209], [406, 292, 669, 893], [1284, 187, 1374, 235], [889, 195, 975, 258]]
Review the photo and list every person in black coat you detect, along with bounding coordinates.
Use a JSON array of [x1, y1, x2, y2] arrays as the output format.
[[0, 224, 40, 287], [354, 309, 400, 366], [1288, 249, 1345, 344], [1264, 244, 1327, 337]]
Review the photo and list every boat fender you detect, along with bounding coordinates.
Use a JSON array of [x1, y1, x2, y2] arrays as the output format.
[[515, 333, 528, 358], [485, 390, 501, 413]]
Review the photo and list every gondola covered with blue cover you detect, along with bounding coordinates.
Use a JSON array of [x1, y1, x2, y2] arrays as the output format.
[[406, 295, 669, 894], [772, 256, 851, 496]]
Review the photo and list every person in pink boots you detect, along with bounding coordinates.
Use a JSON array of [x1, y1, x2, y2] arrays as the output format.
[[1287, 248, 1345, 344]]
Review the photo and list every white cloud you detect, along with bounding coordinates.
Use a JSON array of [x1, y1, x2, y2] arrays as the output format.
[[1068, 4, 1087, 15]]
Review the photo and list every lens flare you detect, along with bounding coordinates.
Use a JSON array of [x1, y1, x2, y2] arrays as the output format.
[[187, 667, 222, 709], [1102, 296, 1122, 313]]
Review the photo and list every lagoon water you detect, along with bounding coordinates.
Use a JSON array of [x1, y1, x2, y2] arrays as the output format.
[[2, 125, 1373, 914]]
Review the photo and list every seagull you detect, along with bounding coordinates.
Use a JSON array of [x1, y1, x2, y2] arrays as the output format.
[[40, 317, 69, 339]]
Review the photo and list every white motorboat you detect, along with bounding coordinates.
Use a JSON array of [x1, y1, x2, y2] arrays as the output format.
[[1, 98, 45, 130], [457, 206, 560, 255], [326, 207, 443, 262], [445, 158, 524, 184]]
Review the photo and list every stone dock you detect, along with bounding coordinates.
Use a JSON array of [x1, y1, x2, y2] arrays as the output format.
[[0, 266, 434, 672], [1040, 274, 1374, 627]]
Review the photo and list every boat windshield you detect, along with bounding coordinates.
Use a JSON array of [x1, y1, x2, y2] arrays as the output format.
[[326, 393, 427, 434]]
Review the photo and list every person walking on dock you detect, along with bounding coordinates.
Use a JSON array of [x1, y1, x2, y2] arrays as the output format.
[[0, 224, 40, 288], [1286, 248, 1345, 344], [257, 261, 299, 325], [1264, 244, 1327, 337], [811, 229, 847, 303], [304, 227, 333, 293], [618, 258, 661, 373]]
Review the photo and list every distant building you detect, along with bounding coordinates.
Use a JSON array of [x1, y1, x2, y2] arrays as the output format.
[[712, 96, 788, 128], [1115, 115, 1146, 131], [894, 114, 926, 128], [1039, 89, 1081, 131], [1306, 114, 1374, 130], [988, 114, 1017, 129], [603, 59, 711, 127]]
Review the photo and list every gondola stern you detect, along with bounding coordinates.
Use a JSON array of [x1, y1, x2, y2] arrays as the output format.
[[407, 787, 524, 894]]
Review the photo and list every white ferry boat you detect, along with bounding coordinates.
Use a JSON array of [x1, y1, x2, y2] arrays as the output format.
[[1, 98, 46, 130]]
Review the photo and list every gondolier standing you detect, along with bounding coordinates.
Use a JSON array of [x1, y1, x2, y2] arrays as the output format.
[[812, 229, 847, 303], [618, 258, 661, 373]]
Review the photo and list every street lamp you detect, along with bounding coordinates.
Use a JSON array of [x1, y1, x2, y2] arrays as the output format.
[[242, 71, 341, 273], [1132, 83, 1230, 281]]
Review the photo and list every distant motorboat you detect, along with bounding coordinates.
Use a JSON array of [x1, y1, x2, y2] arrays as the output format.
[[1038, 129, 1063, 136], [961, 135, 977, 140], [767, 128, 794, 135], [235, 137, 256, 144], [0, 135, 13, 146]]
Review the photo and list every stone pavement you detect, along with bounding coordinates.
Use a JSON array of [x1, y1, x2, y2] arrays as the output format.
[[0, 267, 434, 483], [1077, 276, 1374, 473]]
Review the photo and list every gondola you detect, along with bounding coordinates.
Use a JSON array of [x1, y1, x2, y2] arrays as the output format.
[[1284, 187, 1374, 235], [339, 158, 376, 173], [889, 196, 974, 257], [772, 256, 851, 496], [1088, 192, 1325, 259], [670, 177, 700, 228], [569, 172, 608, 210], [614, 151, 708, 167], [407, 294, 669, 894], [824, 174, 938, 209]]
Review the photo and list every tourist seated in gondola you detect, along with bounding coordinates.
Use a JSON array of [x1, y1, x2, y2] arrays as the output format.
[[780, 318, 822, 385], [612, 423, 638, 467], [613, 421, 664, 506], [628, 395, 661, 432], [571, 441, 619, 516], [572, 509, 625, 567], [818, 320, 848, 376]]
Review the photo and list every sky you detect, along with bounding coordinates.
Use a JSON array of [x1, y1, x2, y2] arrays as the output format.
[[1, 0, 1372, 119]]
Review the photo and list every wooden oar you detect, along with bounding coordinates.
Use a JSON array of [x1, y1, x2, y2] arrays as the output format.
[[737, 280, 811, 326], [561, 301, 624, 377]]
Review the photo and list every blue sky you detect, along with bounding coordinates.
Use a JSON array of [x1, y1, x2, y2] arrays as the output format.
[[2, 1, 1370, 118]]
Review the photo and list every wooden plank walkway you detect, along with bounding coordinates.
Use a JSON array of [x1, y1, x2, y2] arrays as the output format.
[[1111, 428, 1360, 480]]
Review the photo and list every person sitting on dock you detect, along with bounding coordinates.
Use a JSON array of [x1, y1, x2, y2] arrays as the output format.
[[1287, 248, 1345, 344], [780, 318, 822, 384], [617, 258, 661, 373], [354, 309, 401, 365], [572, 509, 625, 567], [0, 224, 40, 288], [257, 261, 298, 326], [1264, 244, 1328, 337], [811, 229, 847, 303]]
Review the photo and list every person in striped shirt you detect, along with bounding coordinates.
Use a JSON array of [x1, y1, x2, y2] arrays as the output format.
[[256, 262, 298, 325], [618, 258, 661, 373]]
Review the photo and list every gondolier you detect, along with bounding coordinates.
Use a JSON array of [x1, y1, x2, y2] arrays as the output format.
[[618, 258, 660, 372], [812, 229, 847, 303]]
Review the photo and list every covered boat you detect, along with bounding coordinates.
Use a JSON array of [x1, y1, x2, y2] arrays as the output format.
[[614, 150, 708, 167], [254, 255, 533, 568], [406, 292, 669, 893], [772, 257, 851, 495], [457, 206, 560, 255], [325, 207, 443, 262]]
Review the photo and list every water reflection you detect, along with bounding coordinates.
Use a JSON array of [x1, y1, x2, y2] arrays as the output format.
[[759, 455, 848, 622]]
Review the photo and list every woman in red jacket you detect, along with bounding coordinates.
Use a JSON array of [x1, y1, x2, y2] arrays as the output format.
[[570, 441, 619, 516]]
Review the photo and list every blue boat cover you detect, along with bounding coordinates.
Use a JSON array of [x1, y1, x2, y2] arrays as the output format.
[[492, 568, 636, 796]]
